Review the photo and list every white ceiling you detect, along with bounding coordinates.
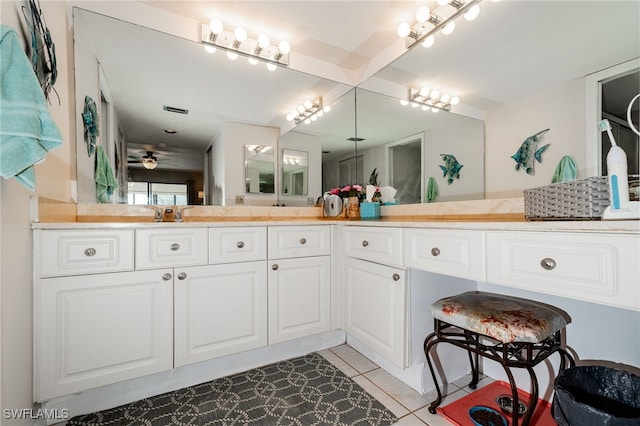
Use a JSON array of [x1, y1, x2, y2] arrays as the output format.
[[75, 1, 640, 170]]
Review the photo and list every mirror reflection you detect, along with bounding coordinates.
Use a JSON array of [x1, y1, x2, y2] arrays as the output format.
[[245, 145, 275, 194], [282, 149, 308, 196]]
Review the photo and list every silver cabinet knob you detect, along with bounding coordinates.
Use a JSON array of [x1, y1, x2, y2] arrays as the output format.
[[362, 240, 369, 247], [392, 273, 400, 281], [540, 257, 557, 270], [162, 273, 172, 281], [299, 238, 307, 245], [84, 248, 96, 257], [272, 264, 279, 271], [170, 243, 180, 251], [177, 272, 187, 280], [431, 247, 440, 257], [237, 241, 245, 249]]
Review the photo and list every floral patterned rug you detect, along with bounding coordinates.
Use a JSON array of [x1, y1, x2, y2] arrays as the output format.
[[67, 352, 398, 425]]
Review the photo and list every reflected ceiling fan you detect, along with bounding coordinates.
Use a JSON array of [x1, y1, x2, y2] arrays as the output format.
[[128, 151, 158, 170]]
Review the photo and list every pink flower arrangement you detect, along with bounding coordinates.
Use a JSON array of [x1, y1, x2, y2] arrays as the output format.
[[329, 184, 364, 199]]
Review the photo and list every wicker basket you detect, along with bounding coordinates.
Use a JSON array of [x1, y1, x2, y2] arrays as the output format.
[[524, 175, 639, 220]]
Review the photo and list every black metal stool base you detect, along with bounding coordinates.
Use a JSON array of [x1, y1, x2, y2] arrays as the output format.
[[424, 319, 575, 426]]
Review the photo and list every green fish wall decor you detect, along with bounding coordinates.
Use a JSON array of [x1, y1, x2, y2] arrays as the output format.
[[511, 128, 550, 175], [439, 154, 463, 185]]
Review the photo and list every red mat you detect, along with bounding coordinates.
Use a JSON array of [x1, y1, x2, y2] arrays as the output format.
[[437, 381, 556, 425]]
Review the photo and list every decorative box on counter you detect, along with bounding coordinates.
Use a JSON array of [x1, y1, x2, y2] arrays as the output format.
[[360, 201, 381, 220]]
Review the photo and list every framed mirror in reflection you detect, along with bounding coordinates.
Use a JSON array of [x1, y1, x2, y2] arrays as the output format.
[[245, 145, 275, 194], [282, 149, 308, 196]]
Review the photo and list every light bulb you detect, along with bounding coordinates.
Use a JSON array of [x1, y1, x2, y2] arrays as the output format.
[[234, 27, 247, 43], [416, 6, 431, 23], [430, 90, 440, 100], [422, 35, 435, 48], [431, 107, 439, 113], [317, 110, 324, 117], [464, 5, 480, 21], [204, 45, 216, 54], [323, 105, 331, 113], [226, 51, 238, 60], [441, 94, 451, 103], [411, 102, 419, 108], [311, 115, 318, 121], [419, 87, 430, 97], [304, 118, 311, 125], [278, 40, 291, 55], [304, 100, 313, 109], [442, 21, 456, 35], [422, 105, 429, 111], [286, 114, 294, 121], [266, 63, 277, 71], [291, 109, 299, 117], [258, 34, 270, 48], [248, 57, 259, 65], [297, 105, 306, 114], [209, 18, 223, 35], [397, 22, 411, 38], [437, 0, 449, 6], [400, 99, 409, 106], [450, 96, 460, 105]]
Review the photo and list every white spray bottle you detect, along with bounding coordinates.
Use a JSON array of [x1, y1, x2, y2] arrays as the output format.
[[599, 119, 629, 210]]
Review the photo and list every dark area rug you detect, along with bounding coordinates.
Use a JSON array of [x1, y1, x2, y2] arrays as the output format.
[[67, 352, 398, 425]]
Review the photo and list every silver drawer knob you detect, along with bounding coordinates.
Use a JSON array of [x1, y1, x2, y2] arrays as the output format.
[[540, 257, 557, 270], [162, 273, 172, 281], [272, 264, 279, 271], [84, 248, 96, 257], [177, 272, 187, 280], [299, 238, 307, 245], [170, 243, 180, 251], [392, 273, 400, 281], [362, 240, 369, 247], [237, 241, 245, 249], [431, 247, 440, 256]]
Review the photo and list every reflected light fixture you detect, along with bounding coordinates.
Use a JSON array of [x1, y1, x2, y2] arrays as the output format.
[[404, 87, 460, 112], [141, 151, 158, 170], [286, 97, 330, 125], [202, 19, 291, 69], [397, 0, 484, 49]]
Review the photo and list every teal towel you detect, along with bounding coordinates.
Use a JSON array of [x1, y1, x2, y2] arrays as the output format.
[[0, 25, 63, 191], [95, 145, 118, 203], [551, 155, 577, 183], [426, 176, 439, 203]]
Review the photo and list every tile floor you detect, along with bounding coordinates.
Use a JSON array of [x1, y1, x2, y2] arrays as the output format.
[[318, 344, 494, 426]]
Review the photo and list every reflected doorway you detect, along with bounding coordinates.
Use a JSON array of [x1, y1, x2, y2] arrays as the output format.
[[387, 134, 423, 204]]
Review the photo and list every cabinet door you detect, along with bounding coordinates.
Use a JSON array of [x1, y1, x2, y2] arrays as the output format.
[[174, 262, 268, 367], [344, 258, 406, 368], [37, 270, 173, 401], [268, 256, 331, 344]]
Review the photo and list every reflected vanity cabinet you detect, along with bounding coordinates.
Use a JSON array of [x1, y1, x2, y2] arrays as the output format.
[[343, 226, 407, 368]]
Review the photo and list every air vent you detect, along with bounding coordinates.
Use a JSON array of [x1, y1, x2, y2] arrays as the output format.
[[163, 105, 189, 114]]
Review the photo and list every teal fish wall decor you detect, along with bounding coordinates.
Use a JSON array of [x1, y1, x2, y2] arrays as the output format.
[[511, 128, 550, 175], [439, 154, 463, 185]]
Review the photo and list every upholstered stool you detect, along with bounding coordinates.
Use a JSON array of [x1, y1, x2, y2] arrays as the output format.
[[423, 291, 575, 426]]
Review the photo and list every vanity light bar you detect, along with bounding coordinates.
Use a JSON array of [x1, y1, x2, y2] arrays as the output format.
[[286, 97, 331, 125], [201, 22, 290, 68], [397, 0, 484, 49], [406, 87, 459, 112]]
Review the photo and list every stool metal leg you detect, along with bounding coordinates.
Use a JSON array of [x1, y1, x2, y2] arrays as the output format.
[[464, 330, 480, 390], [423, 332, 444, 414]]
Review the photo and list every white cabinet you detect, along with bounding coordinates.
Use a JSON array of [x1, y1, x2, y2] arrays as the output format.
[[37, 269, 173, 401], [344, 226, 403, 267], [404, 228, 485, 280], [209, 227, 267, 264], [486, 231, 640, 311], [344, 257, 406, 368], [267, 225, 331, 344], [135, 228, 208, 269], [174, 262, 268, 367]]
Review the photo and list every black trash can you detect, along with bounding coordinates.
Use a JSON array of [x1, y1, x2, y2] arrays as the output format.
[[552, 365, 640, 426]]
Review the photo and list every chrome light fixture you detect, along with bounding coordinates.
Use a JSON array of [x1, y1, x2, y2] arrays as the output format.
[[202, 19, 291, 70], [286, 98, 331, 125], [397, 0, 484, 49], [405, 87, 460, 112], [141, 151, 158, 170]]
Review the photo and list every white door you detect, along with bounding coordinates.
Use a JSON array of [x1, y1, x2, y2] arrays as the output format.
[[37, 270, 174, 401], [344, 257, 407, 368], [268, 256, 331, 344], [174, 262, 268, 367]]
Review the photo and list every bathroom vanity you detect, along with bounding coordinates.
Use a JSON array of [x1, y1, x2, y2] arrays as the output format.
[[32, 219, 639, 421]]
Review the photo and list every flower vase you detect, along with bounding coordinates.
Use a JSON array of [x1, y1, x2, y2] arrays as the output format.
[[345, 196, 360, 219]]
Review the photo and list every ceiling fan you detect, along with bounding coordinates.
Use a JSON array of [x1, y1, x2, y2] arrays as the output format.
[[128, 151, 158, 170]]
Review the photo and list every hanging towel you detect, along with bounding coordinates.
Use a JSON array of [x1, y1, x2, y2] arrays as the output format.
[[426, 176, 439, 203], [95, 145, 118, 203], [0, 25, 63, 191], [551, 155, 577, 183]]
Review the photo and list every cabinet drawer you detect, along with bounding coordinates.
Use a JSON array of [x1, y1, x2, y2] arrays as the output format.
[[136, 228, 208, 269], [404, 229, 485, 281], [209, 227, 267, 264], [486, 231, 640, 311], [344, 226, 403, 267], [38, 230, 134, 277], [268, 225, 330, 259]]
